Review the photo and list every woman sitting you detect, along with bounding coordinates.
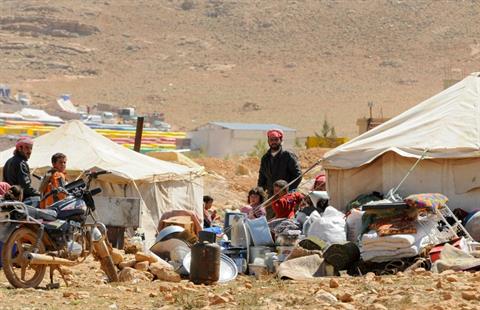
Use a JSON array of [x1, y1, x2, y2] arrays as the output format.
[[240, 187, 267, 219]]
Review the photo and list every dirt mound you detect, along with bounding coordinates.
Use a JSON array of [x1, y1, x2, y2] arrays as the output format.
[[194, 147, 329, 210]]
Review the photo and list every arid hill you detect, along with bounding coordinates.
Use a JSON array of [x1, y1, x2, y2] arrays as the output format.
[[1, 1, 480, 136]]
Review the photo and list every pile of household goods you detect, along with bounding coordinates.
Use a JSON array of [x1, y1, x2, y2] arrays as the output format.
[[218, 190, 480, 279], [119, 193, 480, 284]]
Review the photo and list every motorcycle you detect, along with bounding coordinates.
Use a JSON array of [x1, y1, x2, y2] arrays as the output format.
[[0, 170, 119, 288]]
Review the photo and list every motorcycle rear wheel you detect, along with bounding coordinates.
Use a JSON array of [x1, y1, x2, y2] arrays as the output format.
[[1, 227, 46, 288]]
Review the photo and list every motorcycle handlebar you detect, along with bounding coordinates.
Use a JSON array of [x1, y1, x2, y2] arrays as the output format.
[[40, 187, 69, 202], [87, 170, 110, 178]]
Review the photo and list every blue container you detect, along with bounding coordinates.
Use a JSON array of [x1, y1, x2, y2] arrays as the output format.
[[0, 241, 17, 269]]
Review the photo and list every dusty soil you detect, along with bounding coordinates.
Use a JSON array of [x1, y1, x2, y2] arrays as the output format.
[[0, 256, 478, 310], [1, 1, 480, 137]]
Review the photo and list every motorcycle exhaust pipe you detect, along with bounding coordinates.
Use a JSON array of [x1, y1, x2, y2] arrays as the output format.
[[25, 252, 78, 266]]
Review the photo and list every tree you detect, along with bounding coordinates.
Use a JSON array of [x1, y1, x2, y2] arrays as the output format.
[[249, 139, 268, 158]]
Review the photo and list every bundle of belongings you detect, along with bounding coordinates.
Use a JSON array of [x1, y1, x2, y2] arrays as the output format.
[[354, 193, 449, 263]]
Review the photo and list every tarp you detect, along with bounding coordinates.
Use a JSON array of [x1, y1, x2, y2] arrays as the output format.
[[0, 120, 204, 245], [323, 73, 480, 211], [323, 72, 480, 170], [57, 96, 78, 114], [17, 108, 64, 124]]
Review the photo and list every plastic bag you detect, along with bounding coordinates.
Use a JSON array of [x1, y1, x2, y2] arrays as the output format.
[[304, 207, 346, 244], [346, 208, 364, 243]]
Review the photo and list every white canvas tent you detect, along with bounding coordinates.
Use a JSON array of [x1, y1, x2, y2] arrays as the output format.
[[0, 120, 204, 245], [323, 72, 480, 212]]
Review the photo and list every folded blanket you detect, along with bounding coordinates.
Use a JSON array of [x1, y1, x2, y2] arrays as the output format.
[[361, 245, 418, 262], [361, 240, 414, 251], [360, 218, 437, 262], [362, 230, 416, 247]]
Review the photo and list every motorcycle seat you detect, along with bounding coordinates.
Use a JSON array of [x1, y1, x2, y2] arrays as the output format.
[[25, 206, 57, 221]]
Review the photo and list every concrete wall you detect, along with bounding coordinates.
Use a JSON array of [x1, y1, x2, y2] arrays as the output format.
[[189, 125, 297, 157]]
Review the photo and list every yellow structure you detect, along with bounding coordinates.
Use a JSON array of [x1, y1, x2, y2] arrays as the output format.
[[305, 136, 348, 148]]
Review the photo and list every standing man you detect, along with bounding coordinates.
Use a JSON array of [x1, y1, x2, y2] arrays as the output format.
[[258, 129, 302, 219], [3, 136, 40, 203]]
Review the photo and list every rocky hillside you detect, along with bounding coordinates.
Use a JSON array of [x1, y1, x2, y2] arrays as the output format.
[[1, 0, 480, 136]]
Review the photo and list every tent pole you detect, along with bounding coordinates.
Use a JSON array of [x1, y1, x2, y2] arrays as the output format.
[[388, 148, 429, 199], [134, 116, 144, 152], [258, 159, 323, 210]]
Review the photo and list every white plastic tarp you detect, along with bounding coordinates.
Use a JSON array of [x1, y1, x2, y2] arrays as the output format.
[[323, 73, 480, 170], [323, 73, 480, 212], [16, 108, 64, 123]]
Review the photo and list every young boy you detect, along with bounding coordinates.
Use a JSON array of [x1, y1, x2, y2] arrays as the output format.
[[268, 180, 304, 219], [39, 153, 68, 209]]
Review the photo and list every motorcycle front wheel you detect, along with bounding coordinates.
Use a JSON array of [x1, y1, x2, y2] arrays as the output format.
[[1, 227, 46, 288]]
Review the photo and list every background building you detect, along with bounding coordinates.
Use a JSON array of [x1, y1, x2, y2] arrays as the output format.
[[189, 122, 296, 157]]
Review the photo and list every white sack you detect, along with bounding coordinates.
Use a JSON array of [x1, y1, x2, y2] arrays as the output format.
[[305, 207, 346, 244]]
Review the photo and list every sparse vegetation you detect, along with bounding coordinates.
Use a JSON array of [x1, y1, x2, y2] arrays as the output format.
[[180, 0, 194, 11], [249, 139, 268, 158]]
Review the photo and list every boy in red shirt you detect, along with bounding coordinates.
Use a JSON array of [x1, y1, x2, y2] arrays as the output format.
[[268, 180, 304, 219]]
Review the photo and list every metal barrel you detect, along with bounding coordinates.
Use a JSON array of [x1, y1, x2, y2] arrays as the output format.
[[189, 241, 220, 285]]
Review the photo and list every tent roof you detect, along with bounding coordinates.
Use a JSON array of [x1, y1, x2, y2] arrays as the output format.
[[323, 72, 480, 170], [0, 120, 201, 182]]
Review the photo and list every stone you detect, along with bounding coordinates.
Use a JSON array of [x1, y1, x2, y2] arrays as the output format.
[[118, 267, 149, 282], [365, 272, 375, 281], [315, 290, 337, 304], [245, 282, 253, 289], [446, 276, 457, 282], [158, 283, 172, 292], [338, 293, 354, 303], [338, 303, 356, 310], [76, 291, 90, 299], [436, 280, 442, 289], [368, 304, 388, 310], [134, 261, 149, 271], [118, 259, 136, 270], [124, 243, 141, 254], [110, 248, 124, 265], [164, 293, 174, 302], [442, 292, 452, 300], [63, 291, 74, 298], [135, 251, 158, 263], [461, 291, 476, 301], [149, 263, 181, 282], [329, 278, 339, 288], [469, 276, 480, 282], [143, 271, 155, 281], [149, 292, 158, 298], [209, 294, 229, 305], [415, 267, 426, 273]]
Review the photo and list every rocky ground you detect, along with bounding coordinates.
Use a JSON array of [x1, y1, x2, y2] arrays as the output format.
[[1, 256, 480, 310], [1, 148, 480, 309]]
